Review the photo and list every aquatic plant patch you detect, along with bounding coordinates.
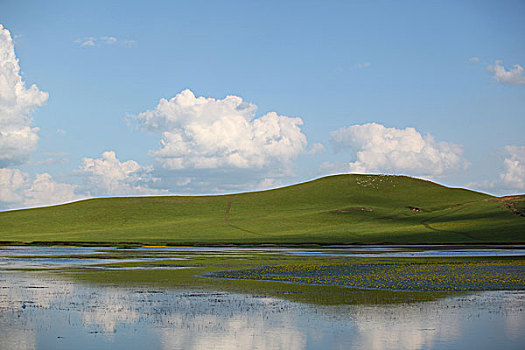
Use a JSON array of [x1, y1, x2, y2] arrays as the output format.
[[4, 246, 525, 305], [210, 260, 525, 292]]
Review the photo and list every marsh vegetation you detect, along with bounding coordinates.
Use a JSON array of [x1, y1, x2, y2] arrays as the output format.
[[1, 245, 524, 349]]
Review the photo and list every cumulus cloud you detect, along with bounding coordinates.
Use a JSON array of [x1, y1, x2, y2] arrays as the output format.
[[79, 151, 167, 196], [1, 152, 167, 210], [487, 61, 525, 85], [0, 168, 81, 209], [0, 25, 75, 210], [467, 146, 525, 194], [329, 123, 467, 177], [500, 146, 525, 190], [0, 168, 27, 203], [24, 173, 81, 207], [469, 57, 480, 63], [0, 24, 48, 167], [319, 161, 349, 175], [135, 89, 309, 170], [255, 178, 284, 190]]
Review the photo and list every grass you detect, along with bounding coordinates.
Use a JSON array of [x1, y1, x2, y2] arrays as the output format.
[[54, 252, 447, 305], [0, 174, 523, 244], [3, 246, 524, 305], [51, 252, 524, 305]]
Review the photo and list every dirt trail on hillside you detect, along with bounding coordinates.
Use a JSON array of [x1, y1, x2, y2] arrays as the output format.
[[225, 197, 233, 224], [224, 197, 264, 236]]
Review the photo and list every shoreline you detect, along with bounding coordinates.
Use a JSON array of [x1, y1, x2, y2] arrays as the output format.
[[1, 241, 525, 248]]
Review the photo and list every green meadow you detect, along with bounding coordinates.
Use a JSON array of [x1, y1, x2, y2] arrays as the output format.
[[1, 174, 523, 245]]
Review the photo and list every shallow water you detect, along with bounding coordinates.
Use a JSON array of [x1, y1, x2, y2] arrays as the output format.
[[0, 257, 187, 270], [1, 245, 524, 270], [294, 246, 525, 258], [126, 244, 525, 258], [0, 272, 524, 350], [1, 246, 524, 349]]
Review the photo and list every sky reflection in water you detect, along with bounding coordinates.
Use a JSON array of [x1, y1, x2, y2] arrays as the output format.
[[1, 246, 524, 349], [0, 272, 524, 350], [1, 245, 524, 270]]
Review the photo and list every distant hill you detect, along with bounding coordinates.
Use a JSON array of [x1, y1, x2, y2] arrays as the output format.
[[0, 174, 523, 245]]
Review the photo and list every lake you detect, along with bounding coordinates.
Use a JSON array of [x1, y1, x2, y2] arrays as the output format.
[[1, 245, 524, 349]]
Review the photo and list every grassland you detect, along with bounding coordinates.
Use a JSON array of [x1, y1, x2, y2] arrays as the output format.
[[0, 174, 523, 245]]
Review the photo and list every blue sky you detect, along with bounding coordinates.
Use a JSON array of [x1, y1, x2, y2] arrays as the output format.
[[0, 0, 524, 210]]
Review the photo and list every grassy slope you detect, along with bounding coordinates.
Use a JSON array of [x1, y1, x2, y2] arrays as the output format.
[[0, 174, 523, 244]]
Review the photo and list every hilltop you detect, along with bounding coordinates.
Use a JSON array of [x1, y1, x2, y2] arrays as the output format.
[[0, 174, 523, 245]]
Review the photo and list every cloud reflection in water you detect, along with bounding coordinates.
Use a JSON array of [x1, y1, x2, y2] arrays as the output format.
[[0, 273, 524, 350]]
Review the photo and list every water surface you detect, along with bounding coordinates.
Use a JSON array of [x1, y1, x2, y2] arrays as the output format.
[[1, 245, 524, 349], [1, 272, 524, 350]]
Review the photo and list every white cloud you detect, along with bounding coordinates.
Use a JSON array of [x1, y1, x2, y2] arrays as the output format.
[[500, 145, 525, 190], [75, 36, 136, 48], [487, 61, 525, 85], [255, 177, 284, 190], [0, 168, 28, 203], [1, 151, 168, 210], [24, 173, 81, 207], [121, 39, 137, 47], [465, 179, 495, 192], [135, 89, 308, 171], [355, 62, 371, 69], [467, 145, 525, 194], [0, 24, 48, 167], [33, 156, 69, 166], [79, 151, 167, 196], [0, 168, 81, 208], [329, 123, 467, 177], [0, 25, 77, 210], [1, 152, 167, 210], [76, 37, 96, 47], [100, 36, 117, 44], [175, 177, 192, 187], [33, 151, 69, 165], [469, 57, 480, 63], [319, 161, 348, 175]]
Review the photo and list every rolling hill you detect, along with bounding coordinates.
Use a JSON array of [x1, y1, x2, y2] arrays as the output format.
[[0, 174, 523, 245]]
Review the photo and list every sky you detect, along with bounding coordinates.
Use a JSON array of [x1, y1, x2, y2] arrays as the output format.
[[0, 0, 524, 210]]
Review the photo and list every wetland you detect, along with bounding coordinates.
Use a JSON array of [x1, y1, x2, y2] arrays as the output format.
[[1, 245, 524, 349]]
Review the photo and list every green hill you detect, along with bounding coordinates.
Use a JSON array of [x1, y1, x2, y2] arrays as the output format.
[[0, 174, 523, 245]]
